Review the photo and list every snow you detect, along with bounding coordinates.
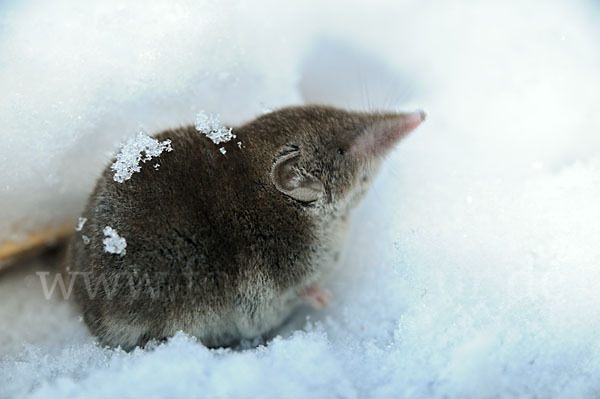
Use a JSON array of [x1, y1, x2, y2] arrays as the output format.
[[1, 0, 600, 398], [195, 110, 236, 145], [102, 227, 126, 257], [111, 132, 173, 183], [74, 218, 86, 232]]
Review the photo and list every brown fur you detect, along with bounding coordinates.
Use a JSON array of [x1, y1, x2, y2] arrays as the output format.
[[67, 105, 423, 350]]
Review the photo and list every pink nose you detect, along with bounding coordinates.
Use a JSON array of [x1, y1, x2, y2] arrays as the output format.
[[349, 109, 426, 159], [404, 110, 426, 133]]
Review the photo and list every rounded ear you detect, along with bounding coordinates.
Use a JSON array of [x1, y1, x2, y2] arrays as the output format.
[[271, 151, 324, 203]]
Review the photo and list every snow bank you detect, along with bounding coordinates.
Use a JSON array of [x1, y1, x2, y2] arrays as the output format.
[[2, 0, 600, 398]]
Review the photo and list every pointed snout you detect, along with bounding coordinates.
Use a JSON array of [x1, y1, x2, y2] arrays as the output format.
[[393, 110, 426, 135], [349, 109, 426, 159]]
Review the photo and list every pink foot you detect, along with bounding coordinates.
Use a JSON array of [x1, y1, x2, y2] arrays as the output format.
[[300, 284, 333, 309]]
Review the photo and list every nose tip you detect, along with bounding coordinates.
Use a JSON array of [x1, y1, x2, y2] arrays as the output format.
[[403, 109, 426, 132], [411, 109, 426, 122]]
